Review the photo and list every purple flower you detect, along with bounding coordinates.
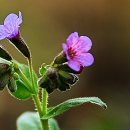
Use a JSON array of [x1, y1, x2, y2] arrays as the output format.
[[62, 32, 94, 72], [0, 12, 22, 40], [0, 12, 30, 58]]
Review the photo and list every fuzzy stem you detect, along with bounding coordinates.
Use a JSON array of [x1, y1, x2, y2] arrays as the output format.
[[14, 62, 45, 129], [42, 89, 49, 130], [32, 95, 44, 129], [28, 58, 37, 93], [27, 58, 44, 129], [28, 58, 49, 130]]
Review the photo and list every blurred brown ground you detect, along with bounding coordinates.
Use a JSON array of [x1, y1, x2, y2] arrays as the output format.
[[0, 0, 130, 130]]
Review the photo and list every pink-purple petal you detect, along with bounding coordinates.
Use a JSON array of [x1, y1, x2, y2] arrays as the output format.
[[3, 12, 22, 38], [68, 60, 81, 71], [66, 32, 79, 47], [62, 32, 94, 72], [77, 36, 92, 51], [16, 11, 22, 26], [76, 53, 94, 67], [0, 25, 8, 40], [62, 43, 70, 60], [4, 13, 18, 28]]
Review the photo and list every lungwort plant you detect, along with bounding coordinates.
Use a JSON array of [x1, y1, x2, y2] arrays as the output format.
[[0, 12, 107, 130]]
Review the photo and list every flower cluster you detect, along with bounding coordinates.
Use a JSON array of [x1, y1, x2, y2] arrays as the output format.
[[40, 32, 94, 93], [0, 12, 94, 94], [0, 12, 108, 130]]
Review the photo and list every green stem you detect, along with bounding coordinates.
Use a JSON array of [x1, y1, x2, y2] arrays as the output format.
[[27, 58, 45, 129], [42, 89, 49, 130], [28, 58, 37, 93], [14, 62, 45, 129], [32, 95, 44, 129]]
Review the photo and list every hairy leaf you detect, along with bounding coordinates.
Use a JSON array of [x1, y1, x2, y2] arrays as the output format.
[[42, 97, 107, 119]]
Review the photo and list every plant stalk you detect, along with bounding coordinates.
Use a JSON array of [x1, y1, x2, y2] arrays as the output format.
[[42, 89, 49, 130], [28, 58, 49, 130]]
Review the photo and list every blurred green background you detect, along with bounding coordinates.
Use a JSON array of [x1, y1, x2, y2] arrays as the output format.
[[0, 0, 130, 130]]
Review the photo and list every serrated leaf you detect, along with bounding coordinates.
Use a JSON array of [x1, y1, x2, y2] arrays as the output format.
[[10, 80, 31, 100], [42, 97, 107, 119], [17, 112, 60, 130]]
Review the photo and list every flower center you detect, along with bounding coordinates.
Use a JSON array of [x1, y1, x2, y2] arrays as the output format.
[[68, 47, 76, 59]]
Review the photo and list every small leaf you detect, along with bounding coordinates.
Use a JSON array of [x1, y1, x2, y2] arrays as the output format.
[[39, 63, 47, 75], [17, 112, 60, 130], [10, 80, 31, 100], [42, 97, 107, 119]]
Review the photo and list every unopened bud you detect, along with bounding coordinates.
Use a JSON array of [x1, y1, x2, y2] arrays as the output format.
[[39, 75, 58, 94], [13, 73, 19, 80], [0, 63, 10, 76], [39, 67, 59, 93], [57, 76, 70, 91], [8, 76, 17, 92], [59, 70, 79, 85], [0, 45, 12, 61], [46, 67, 58, 80], [0, 73, 9, 90], [9, 34, 30, 59]]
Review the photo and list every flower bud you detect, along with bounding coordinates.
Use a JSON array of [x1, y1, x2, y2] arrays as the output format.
[[12, 73, 19, 80], [0, 63, 10, 76], [39, 67, 59, 93], [39, 75, 58, 94], [0, 73, 9, 90], [39, 65, 79, 93], [58, 70, 79, 85], [0, 45, 12, 61], [46, 67, 58, 80], [57, 76, 70, 91], [8, 76, 17, 92], [9, 34, 30, 59]]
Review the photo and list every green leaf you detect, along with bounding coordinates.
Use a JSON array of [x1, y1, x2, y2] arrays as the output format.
[[17, 112, 60, 130], [39, 63, 47, 76], [15, 61, 38, 93], [49, 118, 60, 130], [17, 112, 42, 130], [39, 64, 51, 76], [9, 61, 38, 100], [42, 97, 107, 119], [10, 80, 31, 100]]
